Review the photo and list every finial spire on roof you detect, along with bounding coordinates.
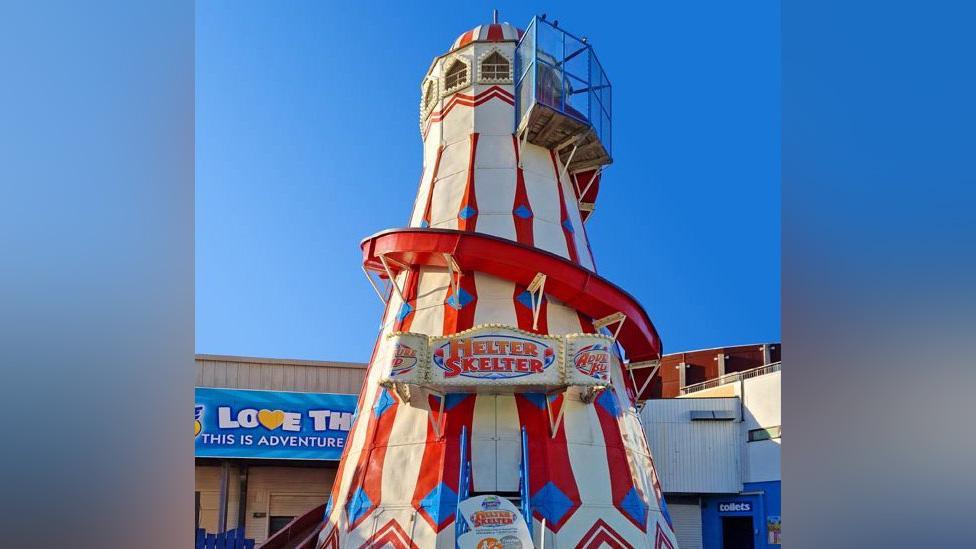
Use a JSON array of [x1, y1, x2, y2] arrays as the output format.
[[493, 9, 498, 24]]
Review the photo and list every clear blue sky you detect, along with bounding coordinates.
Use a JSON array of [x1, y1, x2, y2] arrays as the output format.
[[196, 1, 780, 362]]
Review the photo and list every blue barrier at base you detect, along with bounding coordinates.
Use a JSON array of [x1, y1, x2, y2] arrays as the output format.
[[195, 527, 255, 549]]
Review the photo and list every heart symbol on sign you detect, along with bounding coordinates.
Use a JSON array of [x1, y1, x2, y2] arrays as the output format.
[[258, 409, 285, 430]]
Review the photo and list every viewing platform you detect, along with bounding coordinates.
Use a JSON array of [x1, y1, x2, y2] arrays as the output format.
[[515, 16, 612, 172]]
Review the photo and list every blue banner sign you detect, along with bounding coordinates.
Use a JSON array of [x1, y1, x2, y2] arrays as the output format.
[[194, 388, 357, 460]]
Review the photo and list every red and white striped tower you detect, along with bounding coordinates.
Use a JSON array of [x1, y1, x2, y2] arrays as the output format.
[[319, 16, 678, 549]]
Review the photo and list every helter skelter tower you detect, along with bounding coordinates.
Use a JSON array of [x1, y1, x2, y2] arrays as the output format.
[[319, 14, 679, 549]]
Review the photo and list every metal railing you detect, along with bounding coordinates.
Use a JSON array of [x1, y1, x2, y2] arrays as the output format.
[[514, 16, 612, 153], [680, 362, 781, 395]]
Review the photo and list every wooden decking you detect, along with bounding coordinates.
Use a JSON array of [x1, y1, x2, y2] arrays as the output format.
[[522, 104, 611, 172]]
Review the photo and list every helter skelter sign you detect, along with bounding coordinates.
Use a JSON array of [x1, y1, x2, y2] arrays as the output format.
[[378, 324, 614, 391], [431, 326, 561, 387]]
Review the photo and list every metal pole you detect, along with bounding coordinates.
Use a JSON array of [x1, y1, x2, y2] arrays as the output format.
[[237, 464, 248, 533], [217, 460, 229, 534], [521, 426, 532, 537], [454, 426, 468, 544]]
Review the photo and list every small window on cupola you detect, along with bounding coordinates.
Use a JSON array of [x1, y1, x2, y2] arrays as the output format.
[[480, 51, 511, 82], [422, 80, 437, 111], [444, 59, 469, 92]]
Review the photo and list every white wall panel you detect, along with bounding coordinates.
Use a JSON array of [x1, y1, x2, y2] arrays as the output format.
[[742, 371, 781, 482], [545, 301, 583, 336], [475, 133, 513, 168], [472, 272, 517, 327], [472, 167, 517, 240], [743, 371, 780, 429], [442, 97, 474, 144], [471, 394, 498, 492], [473, 95, 515, 136], [429, 170, 467, 229]]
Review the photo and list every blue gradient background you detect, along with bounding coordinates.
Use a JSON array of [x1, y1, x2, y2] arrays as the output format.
[[784, 1, 976, 547], [2, 1, 975, 548], [1, 1, 193, 546]]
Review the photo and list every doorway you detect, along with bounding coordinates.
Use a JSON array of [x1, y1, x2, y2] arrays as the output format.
[[470, 395, 521, 492], [721, 516, 754, 549]]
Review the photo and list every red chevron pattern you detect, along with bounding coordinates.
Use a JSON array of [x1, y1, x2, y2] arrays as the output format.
[[317, 525, 339, 549], [358, 519, 419, 549], [655, 522, 676, 549], [575, 519, 633, 549], [422, 86, 515, 139]]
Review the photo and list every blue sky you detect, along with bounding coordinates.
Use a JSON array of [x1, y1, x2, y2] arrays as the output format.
[[196, 1, 780, 362]]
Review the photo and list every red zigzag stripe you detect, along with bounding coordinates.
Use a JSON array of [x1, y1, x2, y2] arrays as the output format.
[[423, 86, 515, 138], [357, 519, 419, 549], [575, 519, 633, 549]]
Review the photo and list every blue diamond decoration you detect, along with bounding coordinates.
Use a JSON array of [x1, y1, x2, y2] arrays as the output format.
[[446, 287, 474, 309], [660, 496, 674, 529], [420, 482, 458, 525], [346, 487, 373, 525], [373, 389, 395, 418], [514, 204, 533, 219], [444, 393, 468, 411], [324, 496, 333, 519], [596, 389, 621, 417], [420, 219, 430, 228], [562, 219, 575, 234], [620, 487, 648, 526], [521, 393, 547, 410], [459, 205, 478, 219], [531, 481, 574, 525], [396, 302, 413, 322], [516, 290, 534, 309]]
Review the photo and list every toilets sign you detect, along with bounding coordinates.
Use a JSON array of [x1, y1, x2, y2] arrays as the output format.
[[718, 501, 753, 513], [194, 388, 357, 460]]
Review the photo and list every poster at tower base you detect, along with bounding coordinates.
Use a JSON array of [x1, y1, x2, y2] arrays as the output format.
[[456, 495, 533, 549]]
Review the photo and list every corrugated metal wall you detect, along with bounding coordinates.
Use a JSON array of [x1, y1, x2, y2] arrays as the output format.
[[667, 499, 704, 549], [195, 354, 367, 394], [641, 397, 742, 494]]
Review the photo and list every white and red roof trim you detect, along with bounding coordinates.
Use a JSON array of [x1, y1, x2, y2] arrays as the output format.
[[450, 22, 524, 51]]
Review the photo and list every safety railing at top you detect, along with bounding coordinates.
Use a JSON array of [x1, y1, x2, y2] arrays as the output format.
[[514, 16, 612, 154], [680, 362, 782, 395]]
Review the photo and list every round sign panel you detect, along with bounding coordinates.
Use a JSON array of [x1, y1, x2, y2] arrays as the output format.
[[457, 495, 532, 549]]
